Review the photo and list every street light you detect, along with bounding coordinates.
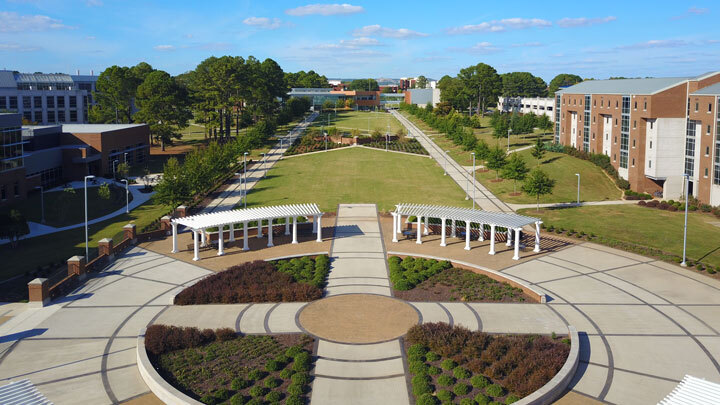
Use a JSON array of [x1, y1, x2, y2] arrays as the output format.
[[84, 175, 95, 259], [324, 132, 328, 151], [243, 152, 248, 209], [112, 159, 119, 179], [121, 179, 129, 213], [35, 186, 45, 224], [262, 152, 267, 178], [681, 173, 690, 267], [507, 128, 512, 151], [444, 150, 449, 176], [575, 173, 580, 204], [472, 152, 476, 209], [124, 152, 128, 163]]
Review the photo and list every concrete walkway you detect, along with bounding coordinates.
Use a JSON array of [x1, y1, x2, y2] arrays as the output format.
[[508, 199, 638, 211], [201, 113, 319, 213], [392, 110, 513, 213]]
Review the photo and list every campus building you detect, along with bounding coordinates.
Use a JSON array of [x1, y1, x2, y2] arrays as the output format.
[[555, 72, 720, 205], [404, 88, 441, 107], [498, 96, 556, 122], [0, 112, 149, 206], [0, 70, 98, 125], [288, 88, 381, 110]]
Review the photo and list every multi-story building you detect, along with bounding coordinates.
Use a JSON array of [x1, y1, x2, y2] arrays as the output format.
[[0, 112, 149, 207], [0, 71, 98, 125], [287, 88, 381, 110], [498, 96, 556, 122], [555, 72, 720, 205], [404, 88, 441, 107]]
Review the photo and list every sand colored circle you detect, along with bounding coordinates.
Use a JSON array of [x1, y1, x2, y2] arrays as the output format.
[[298, 294, 419, 344]]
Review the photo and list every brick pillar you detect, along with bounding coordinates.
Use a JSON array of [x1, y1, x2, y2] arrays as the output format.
[[160, 216, 172, 235], [176, 205, 187, 218], [123, 224, 137, 244], [28, 278, 50, 307], [67, 255, 87, 280], [98, 238, 114, 261]]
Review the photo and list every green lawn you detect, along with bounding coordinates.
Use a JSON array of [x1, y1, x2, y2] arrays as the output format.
[[311, 110, 403, 135], [477, 150, 621, 204], [519, 205, 720, 267], [4, 184, 131, 227], [245, 147, 472, 212]]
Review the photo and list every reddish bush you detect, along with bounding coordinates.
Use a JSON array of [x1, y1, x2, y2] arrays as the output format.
[[658, 201, 669, 210], [638, 200, 647, 206], [646, 200, 659, 208], [215, 328, 236, 342], [174, 260, 323, 305], [668, 205, 678, 212], [145, 324, 217, 355]]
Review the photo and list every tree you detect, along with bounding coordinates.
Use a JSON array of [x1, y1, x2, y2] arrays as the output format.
[[90, 65, 137, 123], [395, 127, 406, 141], [492, 114, 509, 144], [322, 100, 334, 111], [486, 146, 507, 180], [348, 79, 379, 91], [437, 75, 470, 111], [415, 75, 428, 89], [502, 153, 529, 193], [530, 136, 545, 166], [548, 73, 582, 96], [116, 162, 129, 179], [0, 209, 29, 248], [457, 63, 502, 116], [98, 183, 111, 200], [154, 157, 189, 208], [501, 72, 547, 97], [474, 139, 490, 164], [285, 70, 330, 88], [523, 168, 556, 211], [135, 70, 192, 151]]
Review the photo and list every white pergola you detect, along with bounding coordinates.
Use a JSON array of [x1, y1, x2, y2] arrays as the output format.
[[659, 375, 720, 404], [392, 204, 542, 260], [171, 203, 324, 261]]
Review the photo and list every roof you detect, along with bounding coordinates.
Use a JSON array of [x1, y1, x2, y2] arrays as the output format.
[[659, 375, 720, 404], [0, 71, 15, 88], [173, 204, 323, 230], [558, 77, 691, 96], [692, 82, 720, 95], [0, 379, 53, 405], [16, 72, 74, 84], [61, 124, 146, 133], [394, 204, 540, 229]]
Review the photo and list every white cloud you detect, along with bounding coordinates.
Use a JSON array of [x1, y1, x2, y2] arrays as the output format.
[[447, 18, 550, 34], [448, 41, 501, 54], [511, 42, 544, 47], [86, 0, 103, 6], [0, 42, 40, 51], [0, 11, 73, 32], [556, 16, 616, 27], [242, 17, 283, 30], [314, 37, 380, 50], [351, 25, 428, 38], [153, 44, 175, 51], [672, 6, 709, 20], [617, 39, 690, 50], [286, 3, 363, 16]]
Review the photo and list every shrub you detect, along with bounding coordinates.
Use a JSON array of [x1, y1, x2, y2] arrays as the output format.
[[265, 360, 283, 372], [229, 393, 246, 405], [412, 378, 433, 396], [248, 369, 266, 381], [428, 366, 442, 375], [412, 374, 431, 385], [248, 386, 266, 398], [291, 372, 310, 386], [454, 382, 471, 395], [505, 395, 521, 404], [638, 200, 647, 206], [668, 205, 678, 212], [460, 399, 475, 405], [437, 374, 455, 386], [441, 359, 458, 370], [214, 388, 230, 401], [264, 376, 281, 389], [200, 395, 217, 405], [264, 391, 282, 403], [486, 384, 505, 397], [285, 395, 303, 405], [287, 382, 304, 396], [285, 345, 304, 358], [245, 399, 262, 405], [279, 368, 295, 379], [437, 389, 454, 402], [471, 375, 490, 388], [409, 360, 429, 375], [426, 351, 440, 362], [408, 344, 428, 357], [231, 377, 250, 390], [453, 366, 471, 379], [215, 328, 236, 342], [416, 393, 440, 405], [144, 324, 217, 355], [292, 352, 311, 372], [708, 268, 717, 274], [475, 393, 490, 405]]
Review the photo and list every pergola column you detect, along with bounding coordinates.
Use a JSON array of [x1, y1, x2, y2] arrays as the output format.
[[479, 223, 484, 242], [464, 220, 471, 250], [171, 222, 178, 253], [285, 217, 290, 235], [416, 216, 423, 244], [451, 220, 456, 238], [218, 227, 224, 256], [229, 224, 235, 242], [257, 220, 263, 238], [489, 224, 496, 255], [243, 221, 249, 251], [316, 215, 322, 242], [506, 228, 512, 246], [312, 215, 318, 233], [267, 220, 274, 247], [193, 230, 200, 261], [292, 217, 298, 244], [397, 214, 403, 235], [513, 228, 521, 260], [423, 216, 429, 235], [440, 218, 447, 247], [200, 229, 206, 246], [392, 213, 398, 242], [534, 222, 542, 253]]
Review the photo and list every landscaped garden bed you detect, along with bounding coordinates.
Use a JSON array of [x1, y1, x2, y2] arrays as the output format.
[[285, 137, 350, 155], [389, 256, 530, 302], [174, 256, 330, 304], [364, 139, 429, 155], [146, 325, 314, 405], [405, 322, 570, 405]]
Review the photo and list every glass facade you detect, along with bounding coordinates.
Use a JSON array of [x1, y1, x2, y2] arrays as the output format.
[[554, 95, 561, 143], [620, 96, 630, 169], [715, 98, 720, 185], [583, 95, 591, 152], [1, 124, 24, 172], [685, 120, 696, 177]]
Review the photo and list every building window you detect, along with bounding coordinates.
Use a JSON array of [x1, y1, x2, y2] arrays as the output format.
[[685, 120, 696, 176], [650, 121, 654, 130], [632, 158, 635, 167], [633, 139, 636, 148], [709, 103, 713, 113], [32, 110, 41, 123], [705, 168, 709, 177], [57, 97, 65, 108], [13, 182, 19, 197], [708, 125, 711, 135], [633, 120, 636, 129], [650, 141, 653, 149], [615, 118, 618, 126], [23, 111, 31, 121], [58, 110, 66, 122], [644, 101, 647, 110], [634, 101, 637, 110], [9, 96, 17, 110], [613, 154, 617, 162], [620, 96, 630, 169], [33, 96, 42, 108], [649, 160, 652, 168], [70, 110, 77, 122], [0, 97, 5, 109], [707, 146, 710, 156], [70, 96, 77, 108], [0, 185, 4, 200], [47, 96, 54, 108], [695, 102, 699, 112]]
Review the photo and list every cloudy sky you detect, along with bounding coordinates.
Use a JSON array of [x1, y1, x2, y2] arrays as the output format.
[[1, 1, 718, 81]]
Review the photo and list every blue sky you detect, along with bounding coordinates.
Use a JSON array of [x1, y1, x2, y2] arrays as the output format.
[[1, 1, 718, 82]]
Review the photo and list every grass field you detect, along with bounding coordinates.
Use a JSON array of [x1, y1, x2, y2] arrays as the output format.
[[245, 147, 472, 212], [519, 205, 720, 267], [311, 110, 403, 135], [477, 150, 621, 204]]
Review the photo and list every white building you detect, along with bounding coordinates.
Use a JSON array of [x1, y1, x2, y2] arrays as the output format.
[[498, 96, 556, 122], [0, 71, 98, 125]]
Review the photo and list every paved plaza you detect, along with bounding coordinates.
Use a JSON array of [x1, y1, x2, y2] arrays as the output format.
[[1, 204, 719, 404]]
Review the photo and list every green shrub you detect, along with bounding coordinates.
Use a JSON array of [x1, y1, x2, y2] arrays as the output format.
[[264, 391, 282, 403], [412, 374, 431, 385], [460, 399, 476, 405], [416, 393, 440, 405], [265, 359, 283, 372], [408, 344, 428, 357], [248, 386, 267, 398], [441, 359, 457, 370], [453, 366, 471, 379], [287, 382, 304, 396], [291, 372, 310, 385], [264, 376, 281, 389], [428, 366, 442, 375], [200, 395, 217, 405], [245, 399, 262, 405], [231, 377, 250, 390], [426, 351, 440, 362], [285, 395, 303, 405], [285, 346, 304, 358], [437, 374, 455, 386], [292, 352, 311, 372], [247, 369, 266, 381], [229, 393, 246, 405], [505, 395, 521, 404], [412, 378, 433, 396], [471, 375, 489, 388], [475, 393, 490, 405], [437, 389, 454, 402], [486, 384, 504, 397], [279, 368, 295, 379], [454, 382, 471, 396], [708, 267, 717, 274], [409, 360, 429, 375]]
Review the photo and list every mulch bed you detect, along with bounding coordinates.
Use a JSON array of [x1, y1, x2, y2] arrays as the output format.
[[489, 179, 504, 183]]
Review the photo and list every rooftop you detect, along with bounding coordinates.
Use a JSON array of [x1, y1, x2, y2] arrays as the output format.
[[558, 72, 720, 95], [61, 124, 147, 133], [692, 82, 720, 95]]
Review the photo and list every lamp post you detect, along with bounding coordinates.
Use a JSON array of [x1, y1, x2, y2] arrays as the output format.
[[507, 128, 512, 151], [472, 152, 476, 209], [84, 175, 95, 259], [575, 173, 580, 204], [35, 186, 45, 224], [112, 159, 118, 179], [124, 152, 128, 163], [243, 152, 248, 209], [681, 173, 689, 267], [444, 150, 449, 176], [121, 179, 129, 213], [262, 152, 267, 178]]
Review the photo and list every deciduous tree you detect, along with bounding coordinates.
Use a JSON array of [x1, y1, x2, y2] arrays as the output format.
[[523, 168, 556, 211], [457, 63, 501, 116], [135, 70, 192, 151], [502, 153, 529, 193]]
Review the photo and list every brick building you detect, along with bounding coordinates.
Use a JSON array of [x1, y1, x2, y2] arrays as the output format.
[[555, 72, 720, 205]]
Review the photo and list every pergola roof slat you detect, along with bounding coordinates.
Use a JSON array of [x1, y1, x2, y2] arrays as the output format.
[[172, 203, 323, 230], [394, 203, 539, 229]]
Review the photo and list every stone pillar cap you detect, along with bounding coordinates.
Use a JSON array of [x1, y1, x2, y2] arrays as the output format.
[[68, 255, 85, 261], [28, 278, 48, 285], [177, 205, 187, 209], [161, 215, 171, 220], [123, 224, 136, 229], [98, 238, 112, 243]]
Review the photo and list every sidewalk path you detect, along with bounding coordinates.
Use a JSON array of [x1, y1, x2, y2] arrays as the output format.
[[391, 110, 513, 213], [508, 199, 637, 211], [201, 113, 319, 213]]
